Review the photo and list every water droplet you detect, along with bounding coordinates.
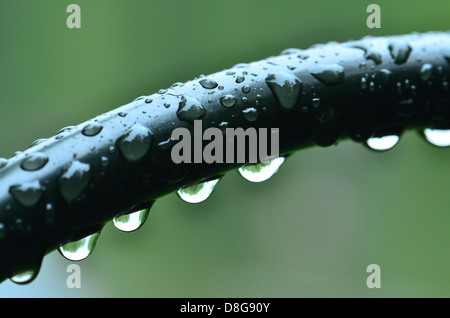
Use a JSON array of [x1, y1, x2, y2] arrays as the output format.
[[422, 128, 450, 147], [361, 77, 368, 90], [242, 85, 251, 93], [58, 232, 100, 261], [308, 64, 345, 85], [0, 158, 8, 169], [388, 41, 412, 64], [59, 161, 91, 202], [113, 204, 153, 232], [365, 52, 382, 65], [177, 178, 221, 204], [220, 95, 237, 108], [100, 156, 109, 167], [365, 135, 400, 151], [236, 76, 245, 83], [117, 123, 153, 162], [57, 126, 75, 135], [265, 72, 302, 111], [81, 123, 103, 137], [176, 95, 206, 122], [238, 157, 285, 183], [379, 69, 392, 86], [420, 63, 434, 82], [29, 138, 47, 148], [118, 112, 128, 118], [312, 98, 321, 108], [10, 180, 44, 207], [20, 152, 49, 171], [145, 98, 153, 104], [10, 267, 39, 285], [199, 78, 218, 89], [242, 107, 258, 122]]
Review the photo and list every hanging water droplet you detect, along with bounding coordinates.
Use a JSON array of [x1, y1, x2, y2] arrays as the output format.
[[113, 205, 152, 232], [20, 152, 49, 171], [117, 123, 153, 162], [220, 95, 237, 108], [9, 180, 44, 207], [309, 64, 344, 86], [238, 157, 285, 183], [265, 72, 302, 111], [10, 268, 39, 285], [58, 232, 100, 261], [59, 161, 91, 202], [177, 178, 221, 204], [242, 107, 258, 122], [365, 135, 400, 151], [199, 78, 218, 89], [388, 41, 412, 64], [422, 128, 450, 147], [82, 123, 103, 137], [420, 63, 434, 82], [176, 95, 206, 122]]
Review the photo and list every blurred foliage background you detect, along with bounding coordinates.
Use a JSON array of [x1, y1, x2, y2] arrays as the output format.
[[0, 0, 449, 297]]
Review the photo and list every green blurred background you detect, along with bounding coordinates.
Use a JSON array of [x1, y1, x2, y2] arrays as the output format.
[[0, 0, 449, 297]]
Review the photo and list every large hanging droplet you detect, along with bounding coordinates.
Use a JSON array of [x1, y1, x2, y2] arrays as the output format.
[[177, 178, 221, 204], [309, 64, 345, 85], [20, 152, 49, 171], [117, 123, 153, 162], [10, 268, 39, 285], [58, 232, 100, 261], [59, 161, 91, 202], [176, 95, 206, 123], [238, 157, 285, 183], [81, 122, 103, 137], [365, 135, 400, 151], [422, 128, 450, 147], [9, 180, 44, 207], [113, 204, 153, 232], [9, 257, 42, 285], [265, 72, 302, 111]]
